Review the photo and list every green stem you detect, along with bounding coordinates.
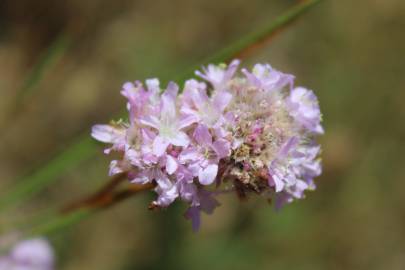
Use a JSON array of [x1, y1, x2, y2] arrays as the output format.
[[174, 0, 323, 85], [0, 0, 322, 215]]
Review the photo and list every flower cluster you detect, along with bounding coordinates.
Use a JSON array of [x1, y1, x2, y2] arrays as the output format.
[[92, 60, 323, 230], [0, 238, 54, 270]]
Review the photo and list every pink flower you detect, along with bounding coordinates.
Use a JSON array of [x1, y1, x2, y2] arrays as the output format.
[[140, 82, 196, 157], [181, 79, 232, 128], [92, 59, 323, 231]]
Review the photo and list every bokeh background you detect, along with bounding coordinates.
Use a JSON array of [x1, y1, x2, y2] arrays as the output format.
[[1, 0, 405, 269]]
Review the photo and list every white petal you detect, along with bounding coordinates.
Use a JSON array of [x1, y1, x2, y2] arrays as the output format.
[[198, 164, 218, 185], [166, 155, 178, 175], [146, 78, 160, 92], [160, 94, 177, 122], [169, 131, 189, 147], [178, 114, 198, 129], [212, 91, 232, 112], [194, 124, 212, 146], [91, 125, 124, 144], [153, 136, 170, 156], [140, 116, 160, 129], [178, 148, 200, 163], [268, 171, 285, 192]]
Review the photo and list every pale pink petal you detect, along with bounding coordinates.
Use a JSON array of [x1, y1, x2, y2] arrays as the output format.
[[145, 78, 160, 93], [166, 155, 178, 175], [169, 131, 189, 147], [180, 106, 199, 117], [109, 160, 130, 176], [155, 173, 172, 190], [165, 81, 179, 98], [178, 114, 198, 129], [178, 148, 200, 163], [153, 136, 170, 156], [155, 183, 178, 207], [279, 136, 299, 158], [91, 125, 124, 144], [188, 162, 201, 176], [122, 81, 135, 91], [160, 93, 177, 122], [141, 128, 156, 143], [190, 88, 209, 111], [131, 170, 152, 184], [154, 172, 179, 206], [268, 171, 284, 192], [140, 116, 160, 129], [223, 59, 240, 81], [142, 152, 158, 165], [198, 164, 218, 185], [194, 124, 212, 146], [212, 139, 231, 158], [178, 179, 199, 205], [212, 91, 232, 112], [183, 79, 207, 102], [241, 68, 261, 88], [126, 148, 142, 167], [194, 70, 209, 82]]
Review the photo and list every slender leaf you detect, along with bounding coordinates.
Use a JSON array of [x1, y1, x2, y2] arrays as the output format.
[[0, 136, 96, 211], [28, 209, 93, 238]]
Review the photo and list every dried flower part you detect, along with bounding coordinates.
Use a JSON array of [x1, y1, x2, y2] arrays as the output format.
[[0, 238, 54, 270], [92, 60, 323, 230]]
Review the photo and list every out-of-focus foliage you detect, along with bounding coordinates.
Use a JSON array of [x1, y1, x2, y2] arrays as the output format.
[[0, 0, 404, 270]]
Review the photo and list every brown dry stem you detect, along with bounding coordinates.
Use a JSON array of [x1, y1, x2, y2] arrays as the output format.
[[61, 173, 155, 213]]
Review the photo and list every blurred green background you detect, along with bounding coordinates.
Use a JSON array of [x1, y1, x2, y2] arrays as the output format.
[[1, 0, 405, 269]]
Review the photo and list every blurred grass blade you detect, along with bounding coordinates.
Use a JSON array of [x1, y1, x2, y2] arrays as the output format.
[[0, 136, 96, 211], [28, 209, 93, 238], [0, 0, 322, 213], [15, 34, 71, 105], [175, 0, 323, 84]]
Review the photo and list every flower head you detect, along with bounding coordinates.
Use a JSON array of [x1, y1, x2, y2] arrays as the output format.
[[92, 59, 323, 231]]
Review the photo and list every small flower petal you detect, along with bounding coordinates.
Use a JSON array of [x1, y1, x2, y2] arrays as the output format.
[[169, 131, 190, 147], [194, 124, 212, 146], [198, 164, 218, 185], [153, 136, 170, 156], [166, 155, 178, 175], [91, 125, 124, 144]]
